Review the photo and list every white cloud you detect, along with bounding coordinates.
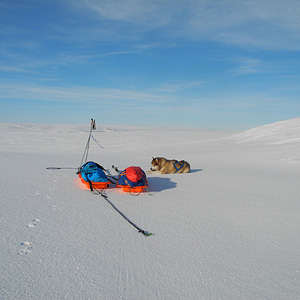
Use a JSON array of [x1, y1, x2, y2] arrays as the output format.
[[83, 0, 177, 27], [75, 0, 300, 50], [230, 57, 268, 75], [3, 0, 300, 58], [0, 83, 172, 105], [155, 80, 205, 93]]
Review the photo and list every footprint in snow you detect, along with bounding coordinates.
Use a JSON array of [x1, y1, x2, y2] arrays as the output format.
[[19, 242, 32, 255], [50, 205, 60, 211], [29, 191, 40, 196], [27, 219, 40, 228]]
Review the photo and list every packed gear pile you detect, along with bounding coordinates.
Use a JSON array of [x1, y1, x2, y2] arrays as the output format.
[[78, 119, 148, 194]]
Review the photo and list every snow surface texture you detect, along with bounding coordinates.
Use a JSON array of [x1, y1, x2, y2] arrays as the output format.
[[1, 119, 299, 300]]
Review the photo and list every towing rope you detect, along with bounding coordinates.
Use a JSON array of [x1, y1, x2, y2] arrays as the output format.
[[96, 189, 154, 237]]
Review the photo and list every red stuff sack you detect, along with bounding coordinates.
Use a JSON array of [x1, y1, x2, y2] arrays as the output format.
[[125, 166, 144, 182]]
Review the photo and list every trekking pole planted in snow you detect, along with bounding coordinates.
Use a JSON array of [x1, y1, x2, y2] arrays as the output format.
[[80, 118, 96, 167]]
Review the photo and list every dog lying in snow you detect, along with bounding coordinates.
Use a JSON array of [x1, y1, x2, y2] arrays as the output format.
[[147, 157, 190, 174]]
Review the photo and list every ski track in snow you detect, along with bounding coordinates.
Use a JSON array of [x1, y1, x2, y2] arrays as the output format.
[[1, 120, 300, 300]]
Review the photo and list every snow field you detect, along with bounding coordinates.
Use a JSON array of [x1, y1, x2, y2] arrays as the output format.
[[0, 120, 300, 300]]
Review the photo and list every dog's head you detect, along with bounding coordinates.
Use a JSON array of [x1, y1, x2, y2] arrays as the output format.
[[150, 157, 160, 171]]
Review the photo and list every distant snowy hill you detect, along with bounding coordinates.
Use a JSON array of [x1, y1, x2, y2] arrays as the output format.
[[233, 117, 300, 144]]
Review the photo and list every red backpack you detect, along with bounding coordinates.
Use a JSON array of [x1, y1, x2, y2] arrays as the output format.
[[125, 166, 144, 182]]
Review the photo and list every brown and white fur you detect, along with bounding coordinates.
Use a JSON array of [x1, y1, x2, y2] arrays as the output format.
[[147, 157, 190, 174]]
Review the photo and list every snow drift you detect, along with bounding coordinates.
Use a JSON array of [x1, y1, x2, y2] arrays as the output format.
[[233, 117, 300, 144]]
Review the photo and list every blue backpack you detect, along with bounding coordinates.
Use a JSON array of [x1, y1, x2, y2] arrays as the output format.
[[79, 161, 109, 190]]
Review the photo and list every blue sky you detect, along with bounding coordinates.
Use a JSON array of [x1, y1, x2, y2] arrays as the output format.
[[0, 0, 300, 130]]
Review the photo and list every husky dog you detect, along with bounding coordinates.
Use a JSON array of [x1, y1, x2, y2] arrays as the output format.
[[147, 157, 190, 174]]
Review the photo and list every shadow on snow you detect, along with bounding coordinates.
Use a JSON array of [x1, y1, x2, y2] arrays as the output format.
[[147, 177, 177, 192]]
